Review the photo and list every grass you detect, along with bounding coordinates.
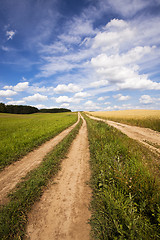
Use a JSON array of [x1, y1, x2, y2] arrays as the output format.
[[88, 109, 160, 132], [84, 114, 160, 239], [0, 117, 82, 240], [0, 112, 77, 170]]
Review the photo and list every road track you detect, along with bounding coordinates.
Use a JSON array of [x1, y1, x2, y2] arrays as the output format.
[[26, 114, 91, 240], [0, 115, 80, 205]]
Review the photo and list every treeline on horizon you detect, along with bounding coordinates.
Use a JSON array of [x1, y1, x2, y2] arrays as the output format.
[[0, 103, 71, 114]]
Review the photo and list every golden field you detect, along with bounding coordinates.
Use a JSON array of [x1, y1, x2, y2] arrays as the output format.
[[88, 109, 160, 120], [87, 109, 160, 131]]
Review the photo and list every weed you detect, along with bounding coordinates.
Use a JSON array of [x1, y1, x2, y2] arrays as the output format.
[[84, 115, 160, 239]]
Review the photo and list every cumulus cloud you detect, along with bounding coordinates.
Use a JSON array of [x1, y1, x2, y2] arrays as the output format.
[[0, 89, 17, 97], [4, 82, 29, 92], [7, 100, 26, 105], [97, 96, 109, 101], [23, 93, 48, 102], [54, 83, 81, 93], [91, 45, 160, 90], [55, 96, 73, 103], [92, 19, 134, 51], [139, 95, 154, 104], [90, 80, 109, 88], [113, 94, 131, 101], [60, 103, 70, 108], [74, 92, 90, 98]]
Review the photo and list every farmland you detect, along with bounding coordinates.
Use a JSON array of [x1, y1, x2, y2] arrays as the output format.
[[88, 109, 160, 132], [0, 112, 77, 170], [84, 114, 160, 239], [0, 111, 160, 239]]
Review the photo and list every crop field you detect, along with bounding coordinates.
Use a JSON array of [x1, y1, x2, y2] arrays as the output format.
[[88, 109, 160, 132], [0, 111, 160, 239], [0, 112, 77, 170], [84, 114, 160, 239]]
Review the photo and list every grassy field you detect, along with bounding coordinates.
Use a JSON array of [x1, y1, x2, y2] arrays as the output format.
[[88, 109, 160, 132], [0, 112, 77, 170], [0, 118, 82, 240], [84, 114, 160, 239]]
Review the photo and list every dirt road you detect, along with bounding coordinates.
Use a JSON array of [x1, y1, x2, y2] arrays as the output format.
[[26, 114, 91, 240], [87, 114, 160, 155], [0, 115, 80, 205]]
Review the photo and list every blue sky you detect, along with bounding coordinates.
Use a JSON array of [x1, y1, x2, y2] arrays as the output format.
[[0, 0, 160, 111]]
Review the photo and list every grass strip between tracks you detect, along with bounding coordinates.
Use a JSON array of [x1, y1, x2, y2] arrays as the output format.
[[0, 117, 82, 240], [84, 114, 160, 240]]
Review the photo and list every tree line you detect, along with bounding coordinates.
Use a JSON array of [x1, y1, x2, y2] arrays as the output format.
[[0, 103, 71, 114]]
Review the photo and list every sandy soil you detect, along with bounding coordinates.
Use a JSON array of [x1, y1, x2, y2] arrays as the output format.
[[26, 114, 91, 240], [0, 115, 80, 205], [87, 114, 160, 155]]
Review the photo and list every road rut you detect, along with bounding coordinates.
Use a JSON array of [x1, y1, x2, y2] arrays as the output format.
[[26, 114, 91, 240], [88, 114, 160, 155], [0, 116, 79, 205]]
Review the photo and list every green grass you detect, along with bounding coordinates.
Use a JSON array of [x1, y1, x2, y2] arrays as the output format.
[[0, 117, 82, 240], [0, 112, 77, 170], [84, 114, 160, 240]]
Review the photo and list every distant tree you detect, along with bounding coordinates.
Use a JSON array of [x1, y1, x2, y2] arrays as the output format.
[[4, 104, 39, 114], [40, 108, 71, 113], [0, 103, 6, 113]]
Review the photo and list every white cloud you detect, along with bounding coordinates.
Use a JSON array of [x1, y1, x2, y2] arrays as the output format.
[[91, 45, 160, 90], [106, 18, 128, 29], [97, 96, 109, 101], [7, 100, 26, 105], [23, 93, 48, 102], [107, 0, 151, 17], [54, 83, 81, 93], [1, 46, 9, 51], [92, 20, 134, 51], [58, 34, 81, 44], [114, 94, 130, 101], [40, 42, 68, 54], [74, 92, 90, 98], [0, 89, 17, 97], [139, 95, 154, 104], [60, 103, 70, 108], [6, 30, 16, 40], [31, 86, 54, 93], [90, 80, 109, 88], [34, 104, 47, 109], [55, 96, 73, 103], [84, 100, 101, 110], [4, 82, 29, 92]]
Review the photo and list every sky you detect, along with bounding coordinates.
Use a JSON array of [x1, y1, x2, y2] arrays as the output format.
[[0, 0, 160, 111]]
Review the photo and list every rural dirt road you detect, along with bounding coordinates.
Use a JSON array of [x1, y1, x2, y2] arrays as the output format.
[[87, 114, 160, 155], [26, 114, 91, 240], [0, 115, 80, 205]]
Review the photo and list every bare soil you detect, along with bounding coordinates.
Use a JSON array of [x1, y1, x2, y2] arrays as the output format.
[[26, 115, 91, 240], [88, 114, 160, 155], [0, 116, 79, 205]]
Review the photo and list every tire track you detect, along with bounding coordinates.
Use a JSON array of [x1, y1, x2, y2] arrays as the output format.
[[87, 114, 160, 156], [0, 114, 80, 205], [26, 114, 91, 240]]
